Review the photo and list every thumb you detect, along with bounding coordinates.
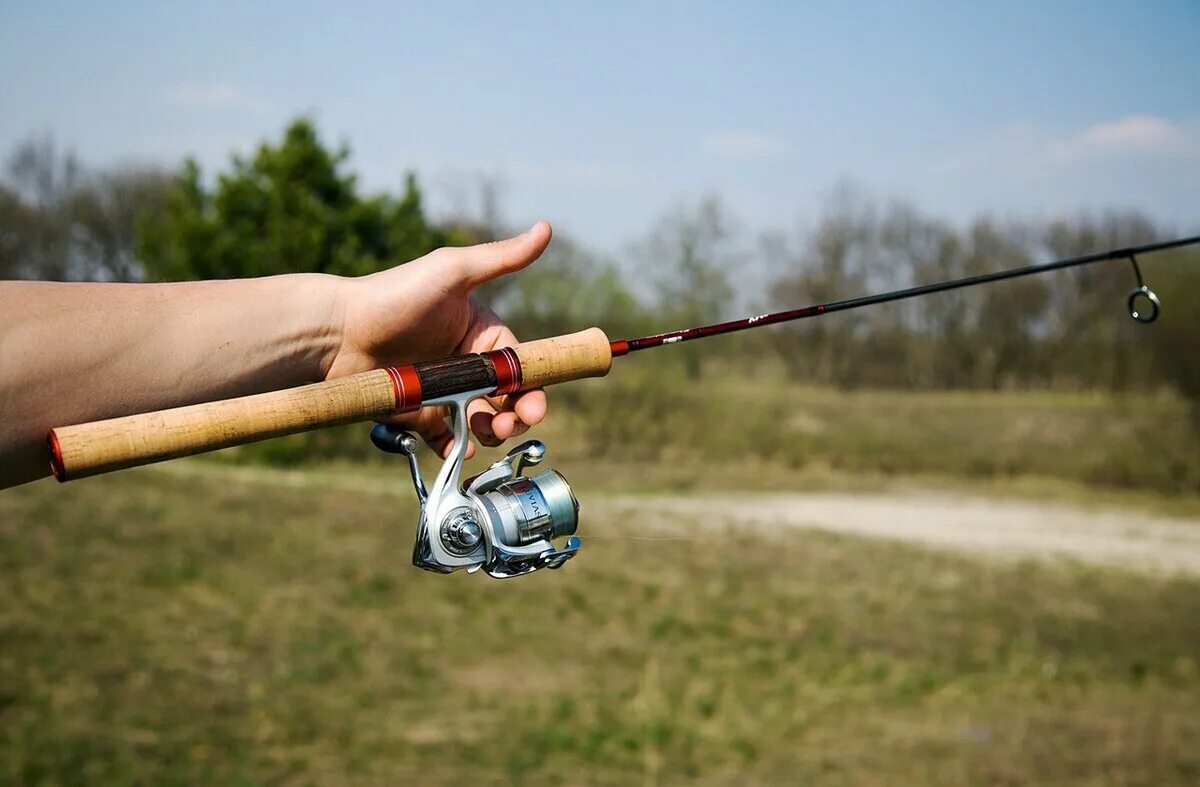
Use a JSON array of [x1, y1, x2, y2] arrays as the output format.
[[447, 221, 553, 288]]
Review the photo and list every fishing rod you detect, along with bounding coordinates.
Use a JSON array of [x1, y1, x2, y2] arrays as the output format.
[[613, 234, 1198, 353], [48, 234, 1200, 578]]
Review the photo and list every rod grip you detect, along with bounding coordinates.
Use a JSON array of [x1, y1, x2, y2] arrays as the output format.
[[510, 327, 613, 388], [49, 369, 399, 481], [47, 328, 615, 482]]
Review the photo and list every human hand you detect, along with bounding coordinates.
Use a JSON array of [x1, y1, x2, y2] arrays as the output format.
[[326, 222, 553, 458]]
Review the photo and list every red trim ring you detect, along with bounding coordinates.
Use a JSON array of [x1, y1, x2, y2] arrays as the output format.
[[384, 365, 423, 413], [487, 347, 523, 395], [48, 430, 67, 482]]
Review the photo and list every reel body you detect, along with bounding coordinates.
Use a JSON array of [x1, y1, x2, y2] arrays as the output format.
[[371, 389, 581, 579]]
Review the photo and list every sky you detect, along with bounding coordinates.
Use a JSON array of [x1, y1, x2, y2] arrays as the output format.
[[2, 1, 1198, 255]]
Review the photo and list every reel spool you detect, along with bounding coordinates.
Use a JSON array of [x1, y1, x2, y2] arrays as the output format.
[[370, 389, 581, 579]]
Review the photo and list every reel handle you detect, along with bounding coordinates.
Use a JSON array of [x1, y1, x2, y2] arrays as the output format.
[[48, 327, 612, 481]]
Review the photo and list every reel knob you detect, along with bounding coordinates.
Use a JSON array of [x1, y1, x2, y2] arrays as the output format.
[[514, 440, 546, 476], [370, 424, 419, 455]]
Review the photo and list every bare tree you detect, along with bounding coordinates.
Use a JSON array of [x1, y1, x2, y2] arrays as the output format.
[[1, 138, 81, 279], [634, 196, 741, 379], [0, 136, 170, 281], [1043, 213, 1159, 390], [768, 190, 881, 386]]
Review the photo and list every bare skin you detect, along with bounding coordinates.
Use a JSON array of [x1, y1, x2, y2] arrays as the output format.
[[0, 222, 554, 488]]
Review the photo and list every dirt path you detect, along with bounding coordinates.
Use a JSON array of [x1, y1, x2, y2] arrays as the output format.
[[596, 491, 1200, 576], [156, 461, 1200, 576]]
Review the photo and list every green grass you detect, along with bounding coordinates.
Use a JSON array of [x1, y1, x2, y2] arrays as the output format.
[[554, 369, 1200, 494], [2, 468, 1198, 785], [227, 374, 1200, 500]]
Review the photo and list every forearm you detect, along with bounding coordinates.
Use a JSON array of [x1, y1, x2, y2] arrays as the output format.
[[0, 275, 345, 487]]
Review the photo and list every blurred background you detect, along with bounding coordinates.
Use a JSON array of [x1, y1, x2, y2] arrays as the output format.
[[2, 1, 1199, 784]]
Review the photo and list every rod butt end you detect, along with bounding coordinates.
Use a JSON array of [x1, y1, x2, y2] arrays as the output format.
[[48, 430, 67, 483]]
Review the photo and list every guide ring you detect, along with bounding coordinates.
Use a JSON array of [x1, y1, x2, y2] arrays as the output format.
[[1127, 285, 1159, 323], [1124, 254, 1159, 323]]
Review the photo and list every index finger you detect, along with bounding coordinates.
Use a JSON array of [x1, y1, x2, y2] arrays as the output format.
[[490, 388, 548, 440]]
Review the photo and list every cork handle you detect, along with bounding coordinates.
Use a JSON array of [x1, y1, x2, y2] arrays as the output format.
[[48, 327, 616, 482], [50, 369, 398, 481], [511, 327, 613, 388]]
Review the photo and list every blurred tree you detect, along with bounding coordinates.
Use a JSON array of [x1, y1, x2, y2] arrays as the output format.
[[1144, 247, 1200, 428], [1, 138, 80, 279], [139, 118, 437, 281], [492, 233, 649, 342], [0, 186, 34, 278], [966, 220, 1048, 389], [0, 136, 170, 281], [70, 169, 174, 281], [635, 196, 739, 379], [878, 202, 963, 388], [1043, 213, 1159, 391], [762, 198, 1181, 395], [768, 191, 877, 387]]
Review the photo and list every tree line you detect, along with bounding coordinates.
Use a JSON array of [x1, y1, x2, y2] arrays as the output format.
[[2, 119, 1196, 413]]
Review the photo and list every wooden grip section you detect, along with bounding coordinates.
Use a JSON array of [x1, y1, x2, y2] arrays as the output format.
[[48, 327, 615, 482], [510, 327, 613, 388], [49, 369, 401, 481]]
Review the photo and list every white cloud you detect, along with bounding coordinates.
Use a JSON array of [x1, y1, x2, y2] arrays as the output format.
[[936, 114, 1200, 180], [702, 131, 787, 158], [1048, 115, 1197, 164], [166, 82, 259, 111]]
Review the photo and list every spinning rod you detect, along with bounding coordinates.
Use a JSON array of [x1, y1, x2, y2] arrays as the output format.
[[612, 234, 1200, 355], [45, 233, 1200, 578], [49, 233, 1200, 484]]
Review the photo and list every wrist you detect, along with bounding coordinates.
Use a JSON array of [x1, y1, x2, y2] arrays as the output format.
[[266, 273, 350, 383], [310, 273, 351, 381]]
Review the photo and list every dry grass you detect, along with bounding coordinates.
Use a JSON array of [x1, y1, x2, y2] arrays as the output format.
[[229, 377, 1200, 501], [2, 465, 1198, 785], [552, 370, 1200, 495]]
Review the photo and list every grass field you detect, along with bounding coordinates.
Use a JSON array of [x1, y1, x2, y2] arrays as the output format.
[[553, 370, 1200, 495], [2, 454, 1199, 784], [233, 375, 1200, 504]]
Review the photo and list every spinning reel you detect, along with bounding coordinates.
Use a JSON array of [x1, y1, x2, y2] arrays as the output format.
[[370, 389, 582, 579]]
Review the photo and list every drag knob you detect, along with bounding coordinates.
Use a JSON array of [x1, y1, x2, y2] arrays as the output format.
[[441, 510, 484, 555]]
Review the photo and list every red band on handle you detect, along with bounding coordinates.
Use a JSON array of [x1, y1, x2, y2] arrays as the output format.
[[384, 365, 423, 413], [48, 431, 67, 482], [487, 347, 523, 396]]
